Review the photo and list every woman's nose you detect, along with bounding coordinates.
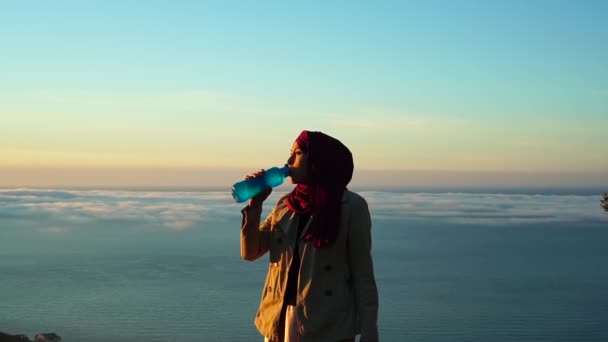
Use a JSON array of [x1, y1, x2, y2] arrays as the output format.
[[287, 155, 294, 165]]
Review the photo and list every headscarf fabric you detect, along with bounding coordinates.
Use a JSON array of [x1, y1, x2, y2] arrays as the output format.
[[286, 130, 354, 248]]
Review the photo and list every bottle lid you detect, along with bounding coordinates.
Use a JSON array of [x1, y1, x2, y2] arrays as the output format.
[[281, 164, 291, 178]]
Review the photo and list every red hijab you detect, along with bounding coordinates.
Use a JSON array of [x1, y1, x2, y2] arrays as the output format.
[[286, 131, 354, 248]]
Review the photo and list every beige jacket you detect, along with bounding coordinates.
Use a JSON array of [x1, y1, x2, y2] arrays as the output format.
[[241, 190, 379, 342]]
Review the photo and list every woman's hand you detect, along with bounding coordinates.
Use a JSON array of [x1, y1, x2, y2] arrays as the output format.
[[246, 169, 272, 208]]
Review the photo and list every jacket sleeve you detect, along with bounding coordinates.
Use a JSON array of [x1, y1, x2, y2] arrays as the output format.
[[348, 196, 379, 340], [240, 204, 273, 261]]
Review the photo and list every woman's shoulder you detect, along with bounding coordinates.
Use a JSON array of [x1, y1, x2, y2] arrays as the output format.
[[271, 193, 291, 214], [275, 192, 290, 206], [343, 189, 368, 207]]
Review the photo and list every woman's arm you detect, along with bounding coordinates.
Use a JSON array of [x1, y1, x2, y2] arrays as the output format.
[[240, 203, 273, 261], [348, 196, 379, 341], [239, 171, 274, 261]]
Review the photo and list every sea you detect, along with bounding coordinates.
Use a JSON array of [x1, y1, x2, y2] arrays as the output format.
[[1, 187, 607, 341]]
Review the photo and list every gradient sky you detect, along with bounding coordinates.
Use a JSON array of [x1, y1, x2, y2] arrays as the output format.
[[1, 1, 607, 188]]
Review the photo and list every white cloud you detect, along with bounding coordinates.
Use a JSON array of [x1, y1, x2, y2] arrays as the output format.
[[361, 191, 608, 225], [1, 189, 606, 231], [0, 189, 240, 230]]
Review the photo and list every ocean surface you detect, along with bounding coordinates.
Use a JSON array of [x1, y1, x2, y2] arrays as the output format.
[[1, 188, 607, 341]]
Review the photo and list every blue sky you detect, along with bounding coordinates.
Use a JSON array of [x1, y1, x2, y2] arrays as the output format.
[[1, 1, 607, 187]]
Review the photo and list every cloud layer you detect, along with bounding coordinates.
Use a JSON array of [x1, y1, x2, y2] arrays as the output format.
[[362, 191, 608, 225], [0, 189, 238, 231], [1, 189, 606, 231]]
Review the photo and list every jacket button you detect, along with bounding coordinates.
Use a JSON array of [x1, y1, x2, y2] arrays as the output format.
[[267, 286, 272, 293], [325, 290, 332, 296], [324, 264, 332, 271]]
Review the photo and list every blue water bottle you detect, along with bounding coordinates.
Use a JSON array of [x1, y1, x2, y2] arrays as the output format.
[[231, 165, 290, 203]]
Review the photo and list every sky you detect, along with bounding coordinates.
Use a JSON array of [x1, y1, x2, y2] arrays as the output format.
[[1, 1, 607, 188]]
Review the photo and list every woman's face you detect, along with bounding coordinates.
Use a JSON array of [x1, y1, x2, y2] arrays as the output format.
[[287, 142, 308, 184]]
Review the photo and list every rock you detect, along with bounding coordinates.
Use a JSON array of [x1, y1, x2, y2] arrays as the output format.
[[34, 334, 61, 342], [0, 332, 61, 342], [0, 332, 31, 342], [602, 192, 608, 212]]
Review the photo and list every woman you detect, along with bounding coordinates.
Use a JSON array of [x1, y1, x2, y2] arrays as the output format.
[[240, 130, 379, 342]]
